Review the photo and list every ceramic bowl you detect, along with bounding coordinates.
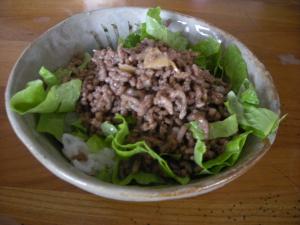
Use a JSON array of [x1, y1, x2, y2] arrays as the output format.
[[5, 7, 280, 201]]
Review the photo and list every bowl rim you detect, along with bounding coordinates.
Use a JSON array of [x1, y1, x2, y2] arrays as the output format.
[[5, 6, 280, 202]]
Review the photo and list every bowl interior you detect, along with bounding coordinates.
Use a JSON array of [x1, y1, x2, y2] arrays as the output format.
[[5, 7, 280, 201]]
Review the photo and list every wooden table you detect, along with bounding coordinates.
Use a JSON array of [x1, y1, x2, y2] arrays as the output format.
[[0, 1, 299, 224]]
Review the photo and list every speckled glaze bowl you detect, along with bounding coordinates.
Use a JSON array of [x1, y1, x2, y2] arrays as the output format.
[[5, 7, 280, 201]]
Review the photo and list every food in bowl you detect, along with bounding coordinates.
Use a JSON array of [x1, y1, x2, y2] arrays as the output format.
[[9, 7, 284, 185]]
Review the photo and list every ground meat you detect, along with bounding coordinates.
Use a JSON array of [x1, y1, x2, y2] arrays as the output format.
[[204, 138, 229, 161], [77, 39, 231, 178]]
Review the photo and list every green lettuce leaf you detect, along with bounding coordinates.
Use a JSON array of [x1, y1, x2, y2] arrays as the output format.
[[78, 52, 91, 70], [193, 137, 208, 172], [129, 172, 164, 185], [10, 78, 82, 114], [225, 91, 281, 139], [192, 37, 222, 75], [192, 37, 220, 56], [242, 105, 281, 139], [39, 66, 59, 87], [71, 130, 88, 141], [121, 7, 188, 50], [10, 80, 47, 114], [145, 16, 188, 51], [138, 7, 161, 42], [203, 131, 251, 173], [28, 85, 61, 113], [56, 79, 82, 112], [188, 121, 205, 140], [55, 68, 72, 82], [188, 121, 251, 174], [36, 112, 88, 141], [109, 114, 189, 185], [187, 121, 209, 173], [221, 44, 248, 93], [225, 91, 246, 122], [194, 56, 207, 69], [86, 134, 107, 153], [70, 118, 87, 133], [213, 48, 224, 76], [63, 115, 88, 140], [97, 167, 113, 183], [238, 79, 260, 105], [147, 7, 162, 24], [112, 159, 163, 185], [208, 114, 238, 139], [271, 113, 287, 134], [31, 79, 82, 113], [122, 32, 142, 48], [144, 7, 188, 50], [39, 66, 72, 86], [36, 113, 66, 140], [139, 23, 150, 41]]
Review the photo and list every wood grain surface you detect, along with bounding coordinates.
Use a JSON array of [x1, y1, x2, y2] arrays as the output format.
[[0, 1, 300, 225]]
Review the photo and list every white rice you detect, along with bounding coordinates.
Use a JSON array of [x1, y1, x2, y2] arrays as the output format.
[[62, 133, 115, 175]]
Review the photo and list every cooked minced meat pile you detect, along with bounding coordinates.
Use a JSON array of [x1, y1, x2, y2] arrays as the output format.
[[71, 39, 231, 178]]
